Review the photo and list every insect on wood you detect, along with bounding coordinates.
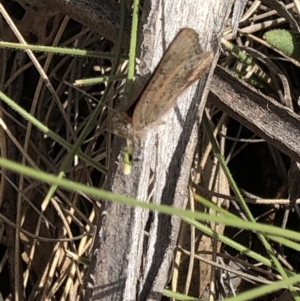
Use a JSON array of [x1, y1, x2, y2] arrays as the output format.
[[113, 27, 214, 139]]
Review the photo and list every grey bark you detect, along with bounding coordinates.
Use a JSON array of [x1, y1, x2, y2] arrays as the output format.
[[210, 66, 300, 163], [86, 1, 234, 300], [13, 0, 132, 47]]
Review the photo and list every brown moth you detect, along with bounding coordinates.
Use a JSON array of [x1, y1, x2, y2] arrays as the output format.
[[113, 27, 214, 139]]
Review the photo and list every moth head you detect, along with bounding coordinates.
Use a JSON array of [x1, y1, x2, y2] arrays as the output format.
[[112, 113, 134, 138]]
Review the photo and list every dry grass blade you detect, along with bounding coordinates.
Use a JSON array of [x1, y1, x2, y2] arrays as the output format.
[[0, 1, 116, 299], [1, 0, 300, 301], [195, 0, 300, 299]]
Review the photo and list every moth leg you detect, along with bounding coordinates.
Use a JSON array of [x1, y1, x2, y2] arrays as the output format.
[[123, 138, 133, 175]]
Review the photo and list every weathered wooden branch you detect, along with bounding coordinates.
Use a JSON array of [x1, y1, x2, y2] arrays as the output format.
[[210, 66, 300, 163], [85, 1, 234, 300], [14, 0, 132, 46]]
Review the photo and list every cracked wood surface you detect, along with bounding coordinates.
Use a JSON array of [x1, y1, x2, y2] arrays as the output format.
[[85, 1, 234, 300], [210, 66, 300, 163], [14, 0, 132, 47]]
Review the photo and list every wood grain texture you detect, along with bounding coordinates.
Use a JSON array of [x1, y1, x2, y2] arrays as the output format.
[[14, 0, 131, 46], [210, 66, 300, 163], [86, 1, 234, 300]]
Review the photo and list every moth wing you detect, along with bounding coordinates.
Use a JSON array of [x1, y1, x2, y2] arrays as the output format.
[[132, 28, 213, 131]]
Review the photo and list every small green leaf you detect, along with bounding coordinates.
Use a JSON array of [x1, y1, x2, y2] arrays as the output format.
[[263, 29, 300, 61]]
